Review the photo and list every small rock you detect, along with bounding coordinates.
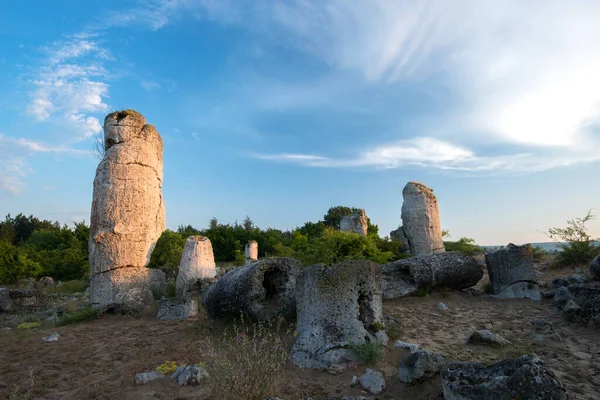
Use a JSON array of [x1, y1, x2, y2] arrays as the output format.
[[350, 376, 358, 386], [398, 349, 447, 383], [553, 286, 572, 309], [569, 275, 587, 284], [0, 287, 13, 312], [552, 278, 570, 289], [134, 371, 162, 385], [395, 340, 420, 353], [541, 290, 555, 298], [42, 333, 60, 342], [170, 365, 209, 386], [531, 318, 553, 334], [358, 369, 386, 395], [466, 330, 509, 348], [438, 302, 448, 311], [562, 299, 582, 321]]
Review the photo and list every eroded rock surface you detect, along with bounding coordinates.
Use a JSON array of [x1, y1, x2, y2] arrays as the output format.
[[400, 182, 445, 256], [89, 110, 166, 312], [176, 236, 217, 296], [340, 209, 368, 236], [245, 240, 258, 264], [485, 243, 539, 300], [590, 253, 600, 281], [398, 349, 447, 383]]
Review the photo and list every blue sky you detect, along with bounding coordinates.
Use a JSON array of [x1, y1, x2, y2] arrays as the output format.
[[1, 0, 599, 245]]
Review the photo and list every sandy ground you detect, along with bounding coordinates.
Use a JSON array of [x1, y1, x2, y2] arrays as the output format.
[[1, 267, 599, 399]]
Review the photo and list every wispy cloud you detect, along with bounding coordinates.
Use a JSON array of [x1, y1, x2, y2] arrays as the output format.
[[0, 157, 31, 196], [0, 134, 88, 155]]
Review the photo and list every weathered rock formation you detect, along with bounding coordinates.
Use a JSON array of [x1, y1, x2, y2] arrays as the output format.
[[290, 260, 387, 370], [89, 110, 166, 312], [553, 282, 600, 323], [245, 240, 258, 264], [6, 289, 49, 311], [389, 227, 410, 253], [398, 349, 448, 383], [590, 253, 600, 281], [202, 257, 303, 321], [441, 354, 567, 400], [0, 288, 13, 312], [157, 297, 198, 321], [381, 252, 483, 300], [176, 236, 217, 296], [400, 182, 445, 256], [485, 243, 540, 300], [340, 209, 368, 236]]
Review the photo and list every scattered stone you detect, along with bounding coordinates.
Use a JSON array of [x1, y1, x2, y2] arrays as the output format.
[[562, 299, 582, 321], [441, 354, 567, 400], [340, 209, 368, 236], [38, 276, 56, 288], [438, 302, 448, 311], [590, 253, 600, 281], [170, 364, 209, 386], [398, 349, 447, 383], [176, 236, 217, 296], [134, 371, 162, 385], [0, 288, 13, 312], [541, 290, 555, 298], [245, 240, 258, 264], [8, 289, 49, 311], [350, 376, 358, 386], [90, 110, 166, 313], [42, 333, 60, 342], [553, 286, 572, 308], [485, 244, 539, 299], [395, 340, 420, 353], [358, 369, 385, 395], [381, 252, 483, 299], [400, 182, 445, 256], [466, 330, 509, 347], [203, 257, 303, 321], [569, 275, 587, 284], [291, 260, 386, 370], [157, 297, 198, 320], [552, 277, 570, 289]]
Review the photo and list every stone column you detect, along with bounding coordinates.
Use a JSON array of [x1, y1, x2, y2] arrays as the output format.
[[485, 243, 540, 300], [340, 209, 368, 236], [245, 240, 258, 264], [401, 182, 445, 256], [176, 236, 217, 296]]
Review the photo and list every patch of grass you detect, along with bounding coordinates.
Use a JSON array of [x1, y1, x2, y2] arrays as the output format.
[[9, 367, 35, 400], [386, 323, 403, 340], [442, 287, 450, 298], [416, 285, 431, 297], [371, 321, 385, 332], [350, 341, 382, 364], [16, 322, 40, 330], [165, 280, 176, 298], [56, 306, 100, 326], [45, 279, 89, 295]]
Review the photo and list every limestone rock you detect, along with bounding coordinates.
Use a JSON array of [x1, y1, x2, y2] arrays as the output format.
[[569, 274, 587, 284], [389, 227, 410, 253], [0, 288, 13, 312], [466, 330, 509, 347], [340, 209, 368, 236], [176, 236, 217, 296], [395, 340, 420, 353], [358, 369, 385, 395], [400, 182, 445, 256], [202, 257, 303, 321], [245, 240, 258, 264], [590, 253, 600, 281], [8, 289, 49, 311], [441, 354, 567, 400], [398, 349, 447, 383], [90, 110, 165, 312], [134, 371, 162, 385], [171, 364, 209, 386], [552, 277, 570, 289], [291, 260, 386, 370], [381, 252, 483, 300], [114, 287, 154, 314], [91, 267, 162, 313], [489, 281, 542, 301], [485, 244, 539, 299], [157, 297, 198, 320]]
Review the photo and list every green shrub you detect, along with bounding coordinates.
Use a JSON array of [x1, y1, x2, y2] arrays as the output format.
[[56, 306, 100, 326], [165, 281, 177, 298], [148, 230, 186, 269], [531, 246, 548, 262], [0, 242, 42, 284], [46, 279, 89, 294], [385, 319, 403, 340], [350, 341, 382, 364], [416, 286, 431, 297], [547, 210, 600, 267], [16, 322, 40, 329], [444, 237, 483, 256]]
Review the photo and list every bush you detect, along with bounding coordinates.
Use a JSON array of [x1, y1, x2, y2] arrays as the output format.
[[148, 230, 186, 269], [547, 210, 600, 267], [0, 242, 42, 284], [205, 317, 291, 400], [350, 341, 382, 364], [56, 306, 100, 326], [444, 237, 483, 256], [531, 246, 548, 262], [46, 279, 89, 295]]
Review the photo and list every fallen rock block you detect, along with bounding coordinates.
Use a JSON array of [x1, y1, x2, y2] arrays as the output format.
[[8, 289, 49, 311], [441, 354, 567, 400], [466, 330, 509, 347], [485, 243, 540, 300], [157, 297, 198, 320], [358, 369, 385, 395], [171, 364, 209, 386], [398, 349, 447, 383]]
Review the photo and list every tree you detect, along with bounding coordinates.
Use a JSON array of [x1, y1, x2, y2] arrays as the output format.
[[243, 216, 254, 232], [547, 209, 600, 267], [148, 230, 186, 269]]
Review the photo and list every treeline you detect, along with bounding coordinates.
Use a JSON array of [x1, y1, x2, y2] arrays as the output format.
[[0, 214, 89, 284]]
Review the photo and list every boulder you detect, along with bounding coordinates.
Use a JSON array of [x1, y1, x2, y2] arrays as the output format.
[[441, 354, 567, 400], [290, 260, 386, 370], [114, 287, 154, 314], [552, 277, 570, 289], [485, 244, 539, 299], [171, 364, 209, 386], [0, 288, 13, 312], [466, 330, 509, 347], [358, 369, 385, 395], [398, 349, 447, 383], [340, 209, 368, 236], [134, 371, 162, 385], [202, 257, 303, 321], [38, 276, 56, 288], [157, 297, 198, 320], [8, 289, 49, 311], [245, 240, 258, 264], [395, 340, 420, 353], [590, 253, 600, 281], [389, 227, 410, 253], [176, 236, 217, 296], [89, 110, 166, 312], [400, 182, 445, 256], [381, 252, 483, 300]]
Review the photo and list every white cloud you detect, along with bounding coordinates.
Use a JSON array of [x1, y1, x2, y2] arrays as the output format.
[[0, 157, 30, 196], [0, 134, 88, 155]]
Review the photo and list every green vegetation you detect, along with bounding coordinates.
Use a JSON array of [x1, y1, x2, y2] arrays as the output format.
[[155, 361, 180, 375], [56, 306, 101, 326], [16, 322, 40, 329], [444, 237, 483, 256], [531, 245, 549, 262], [350, 341, 383, 364], [547, 209, 600, 267], [46, 279, 89, 295]]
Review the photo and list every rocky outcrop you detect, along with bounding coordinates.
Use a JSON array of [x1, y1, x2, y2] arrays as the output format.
[[245, 240, 258, 264], [0, 288, 13, 312], [202, 257, 303, 321], [590, 253, 600, 281], [553, 283, 600, 323], [7, 289, 49, 311], [290, 260, 387, 370], [389, 227, 410, 253], [400, 182, 445, 256], [89, 110, 166, 313], [340, 209, 368, 236], [176, 236, 217, 296], [441, 354, 567, 400], [381, 252, 483, 300], [485, 243, 540, 300]]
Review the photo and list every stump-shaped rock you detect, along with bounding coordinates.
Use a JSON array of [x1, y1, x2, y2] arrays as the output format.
[[89, 110, 166, 312], [202, 257, 302, 321], [245, 240, 258, 264], [381, 252, 483, 299], [485, 243, 539, 299], [340, 209, 368, 236], [441, 354, 567, 400], [176, 236, 216, 296], [401, 182, 445, 256], [290, 260, 387, 370]]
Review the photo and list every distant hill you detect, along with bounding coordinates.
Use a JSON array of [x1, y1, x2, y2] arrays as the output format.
[[482, 242, 565, 252]]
